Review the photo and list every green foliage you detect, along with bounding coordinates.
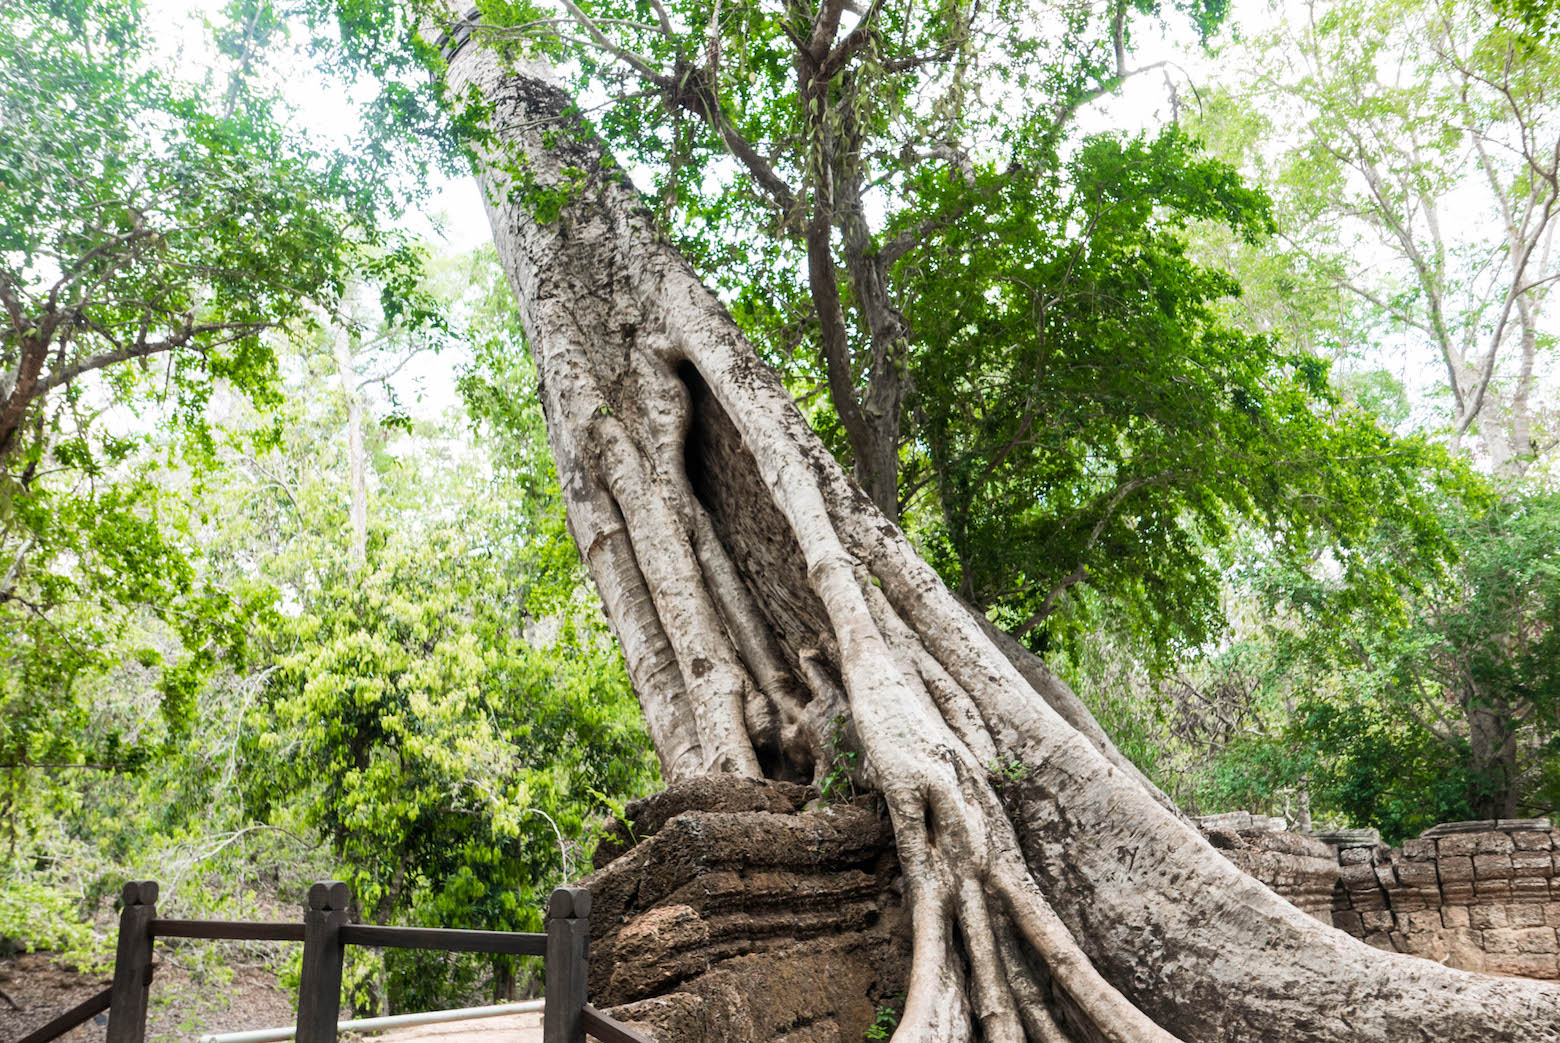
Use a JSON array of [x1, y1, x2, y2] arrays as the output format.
[[817, 715, 860, 804], [864, 993, 905, 1041], [0, 0, 430, 834], [985, 757, 1031, 787], [214, 253, 658, 1011], [1, 243, 656, 1010], [247, 526, 654, 1010], [1263, 485, 1560, 827], [0, 877, 93, 961], [1107, 481, 1560, 843], [902, 125, 1452, 662]]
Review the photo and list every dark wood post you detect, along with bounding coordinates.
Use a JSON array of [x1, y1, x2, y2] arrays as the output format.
[[543, 886, 590, 1043], [106, 881, 157, 1043], [295, 881, 350, 1043]]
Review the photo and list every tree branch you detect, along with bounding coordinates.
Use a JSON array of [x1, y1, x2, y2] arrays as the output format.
[[817, 0, 885, 81], [35, 320, 272, 399], [1012, 475, 1167, 636], [556, 0, 669, 84], [808, 0, 849, 60], [646, 0, 674, 39]]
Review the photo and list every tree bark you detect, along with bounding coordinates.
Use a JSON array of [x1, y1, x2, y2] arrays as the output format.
[[1467, 694, 1520, 820], [0, 332, 51, 463], [442, 39, 1560, 1043]]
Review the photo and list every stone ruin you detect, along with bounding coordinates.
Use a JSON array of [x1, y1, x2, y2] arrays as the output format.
[[579, 777, 1559, 1042], [1323, 819, 1560, 977], [1193, 811, 1560, 979], [581, 775, 908, 1043], [1195, 812, 1341, 924]]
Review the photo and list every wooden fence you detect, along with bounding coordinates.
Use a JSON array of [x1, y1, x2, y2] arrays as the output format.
[[18, 881, 650, 1043]]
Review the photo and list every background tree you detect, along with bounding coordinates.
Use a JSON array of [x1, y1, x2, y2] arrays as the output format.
[[0, 0, 428, 822], [238, 250, 657, 1012], [1133, 0, 1560, 836], [1227, 486, 1560, 831], [1213, 0, 1560, 474], [0, 240, 658, 1014]]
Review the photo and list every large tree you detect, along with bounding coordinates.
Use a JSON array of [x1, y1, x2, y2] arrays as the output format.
[[427, 16, 1560, 1043], [408, 0, 1454, 666]]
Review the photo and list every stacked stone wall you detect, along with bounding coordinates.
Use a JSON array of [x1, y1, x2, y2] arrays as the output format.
[[1196, 813, 1341, 924], [1198, 814, 1560, 980], [581, 775, 910, 1043], [1326, 819, 1559, 978], [580, 780, 1560, 1043]]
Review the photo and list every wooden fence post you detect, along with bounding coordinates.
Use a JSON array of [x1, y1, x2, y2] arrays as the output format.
[[295, 881, 350, 1043], [543, 886, 590, 1043], [105, 880, 157, 1043]]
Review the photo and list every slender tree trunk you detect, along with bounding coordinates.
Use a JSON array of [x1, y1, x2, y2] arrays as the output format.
[[331, 314, 368, 572], [1467, 694, 1520, 819], [443, 40, 1560, 1043], [0, 333, 50, 462]]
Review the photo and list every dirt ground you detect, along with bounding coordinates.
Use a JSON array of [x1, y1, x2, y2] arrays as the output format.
[[0, 953, 538, 1043], [1, 951, 297, 1043]]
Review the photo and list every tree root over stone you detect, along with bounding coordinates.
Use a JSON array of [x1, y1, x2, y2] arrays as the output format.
[[442, 38, 1560, 1043]]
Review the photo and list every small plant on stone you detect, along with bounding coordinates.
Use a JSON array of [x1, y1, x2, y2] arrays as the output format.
[[865, 992, 905, 1040]]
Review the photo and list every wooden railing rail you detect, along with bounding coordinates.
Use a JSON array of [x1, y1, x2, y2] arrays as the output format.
[[583, 1004, 658, 1043], [151, 919, 306, 943], [337, 923, 547, 956], [13, 987, 111, 1043], [20, 878, 647, 1043]]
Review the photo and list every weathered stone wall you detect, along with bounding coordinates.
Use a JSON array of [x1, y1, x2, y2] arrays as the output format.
[[580, 782, 1558, 1043], [1195, 812, 1341, 924], [1325, 819, 1560, 979], [1195, 814, 1560, 980], [581, 775, 910, 1043]]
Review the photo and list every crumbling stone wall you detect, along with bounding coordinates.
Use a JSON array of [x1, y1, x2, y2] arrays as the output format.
[[1194, 814, 1560, 980], [1194, 812, 1341, 924], [581, 775, 910, 1043], [1324, 819, 1559, 979]]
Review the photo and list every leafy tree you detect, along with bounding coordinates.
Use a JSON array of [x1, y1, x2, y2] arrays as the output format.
[[423, 22, 1560, 1036], [1258, 485, 1560, 824], [231, 251, 656, 1011], [1209, 0, 1560, 476], [248, 525, 652, 1010], [336, 0, 1462, 673], [0, 0, 428, 821], [898, 127, 1450, 652], [1158, 0, 1560, 836]]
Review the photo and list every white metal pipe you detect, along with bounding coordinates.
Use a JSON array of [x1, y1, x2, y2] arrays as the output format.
[[196, 999, 545, 1043]]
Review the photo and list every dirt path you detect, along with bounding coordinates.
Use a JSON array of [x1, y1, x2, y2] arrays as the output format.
[[370, 1010, 542, 1043], [1, 952, 542, 1043], [1, 953, 298, 1043]]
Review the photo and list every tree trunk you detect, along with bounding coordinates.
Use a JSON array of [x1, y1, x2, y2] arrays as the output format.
[[331, 310, 368, 572], [1467, 695, 1520, 820], [442, 41, 1560, 1043]]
